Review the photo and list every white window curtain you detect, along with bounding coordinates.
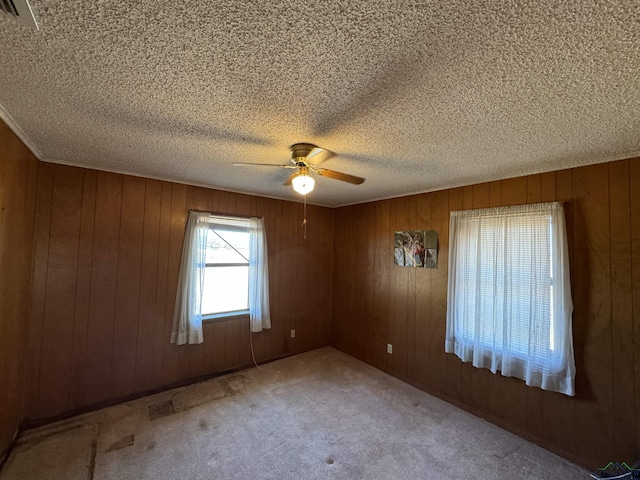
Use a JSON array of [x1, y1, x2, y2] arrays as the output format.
[[445, 202, 575, 396], [171, 211, 210, 345], [171, 212, 271, 345], [248, 217, 271, 332]]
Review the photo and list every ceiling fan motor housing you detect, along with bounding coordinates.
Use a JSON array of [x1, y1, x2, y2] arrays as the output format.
[[290, 143, 317, 163]]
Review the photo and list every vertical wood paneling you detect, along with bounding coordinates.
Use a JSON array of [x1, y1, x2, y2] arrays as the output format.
[[223, 317, 242, 369], [268, 199, 291, 358], [351, 204, 367, 360], [151, 182, 172, 389], [269, 200, 287, 359], [26, 162, 54, 418], [308, 205, 324, 351], [360, 202, 375, 364], [540, 172, 555, 202], [211, 320, 226, 372], [84, 172, 122, 406], [38, 165, 83, 418], [573, 164, 614, 462], [134, 179, 161, 393], [27, 168, 334, 423], [375, 200, 391, 370], [0, 121, 38, 454], [70, 170, 97, 410], [429, 190, 449, 391], [630, 160, 640, 461], [608, 160, 636, 461], [526, 174, 541, 204], [267, 199, 282, 357], [111, 176, 145, 399], [332, 206, 350, 352], [414, 193, 432, 385], [291, 200, 307, 355], [321, 207, 334, 346], [389, 196, 411, 378], [162, 183, 186, 385]]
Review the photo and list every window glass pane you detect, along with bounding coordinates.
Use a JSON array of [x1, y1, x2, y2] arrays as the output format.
[[206, 228, 249, 264], [202, 265, 249, 315]]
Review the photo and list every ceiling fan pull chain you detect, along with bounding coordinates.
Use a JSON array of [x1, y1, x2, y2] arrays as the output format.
[[302, 194, 308, 240]]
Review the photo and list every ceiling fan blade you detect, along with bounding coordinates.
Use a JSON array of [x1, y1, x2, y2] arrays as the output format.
[[284, 172, 298, 186], [315, 168, 365, 185], [233, 162, 296, 168], [305, 147, 334, 164]]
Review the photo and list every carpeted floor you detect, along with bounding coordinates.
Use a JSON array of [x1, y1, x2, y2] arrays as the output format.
[[1, 347, 589, 480]]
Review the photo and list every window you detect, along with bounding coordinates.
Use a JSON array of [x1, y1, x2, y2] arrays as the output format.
[[202, 221, 250, 318], [445, 202, 575, 396], [171, 212, 271, 345]]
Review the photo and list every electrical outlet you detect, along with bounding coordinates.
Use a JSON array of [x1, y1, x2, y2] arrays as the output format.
[[291, 329, 296, 338], [387, 343, 393, 354]]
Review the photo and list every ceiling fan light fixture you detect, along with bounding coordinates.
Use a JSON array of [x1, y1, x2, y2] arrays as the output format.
[[233, 143, 364, 195], [292, 171, 315, 195]]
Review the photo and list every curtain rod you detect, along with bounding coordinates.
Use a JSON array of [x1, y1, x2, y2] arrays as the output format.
[[188, 209, 261, 220]]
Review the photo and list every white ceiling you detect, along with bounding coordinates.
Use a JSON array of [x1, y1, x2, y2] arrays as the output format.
[[1, 1, 639, 207]]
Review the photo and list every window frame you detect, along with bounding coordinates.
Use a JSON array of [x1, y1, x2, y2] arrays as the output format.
[[201, 222, 250, 321]]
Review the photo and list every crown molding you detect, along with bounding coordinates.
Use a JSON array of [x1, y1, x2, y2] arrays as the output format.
[[0, 104, 44, 160]]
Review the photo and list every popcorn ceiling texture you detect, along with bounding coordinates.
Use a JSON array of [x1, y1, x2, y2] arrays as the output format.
[[1, 0, 639, 207]]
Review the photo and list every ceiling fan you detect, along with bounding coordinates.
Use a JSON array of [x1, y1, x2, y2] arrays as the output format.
[[233, 143, 365, 195]]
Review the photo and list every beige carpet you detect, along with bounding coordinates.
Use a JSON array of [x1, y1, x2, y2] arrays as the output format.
[[1, 347, 588, 480]]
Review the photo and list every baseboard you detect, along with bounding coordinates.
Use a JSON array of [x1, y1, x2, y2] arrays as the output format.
[[23, 351, 293, 430], [0, 427, 20, 472]]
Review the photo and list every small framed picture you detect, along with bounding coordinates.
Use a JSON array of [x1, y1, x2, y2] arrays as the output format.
[[394, 230, 438, 268]]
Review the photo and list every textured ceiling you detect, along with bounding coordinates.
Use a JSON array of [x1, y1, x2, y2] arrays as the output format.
[[1, 1, 639, 207]]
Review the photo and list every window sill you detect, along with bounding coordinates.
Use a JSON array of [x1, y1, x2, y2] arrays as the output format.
[[203, 311, 249, 323]]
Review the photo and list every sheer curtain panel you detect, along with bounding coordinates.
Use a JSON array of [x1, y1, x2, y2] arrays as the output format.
[[445, 202, 575, 396], [171, 211, 209, 345], [248, 217, 271, 332]]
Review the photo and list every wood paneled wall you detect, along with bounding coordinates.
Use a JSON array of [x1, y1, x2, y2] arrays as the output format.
[[331, 159, 640, 470], [0, 122, 39, 455], [26, 163, 334, 421]]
